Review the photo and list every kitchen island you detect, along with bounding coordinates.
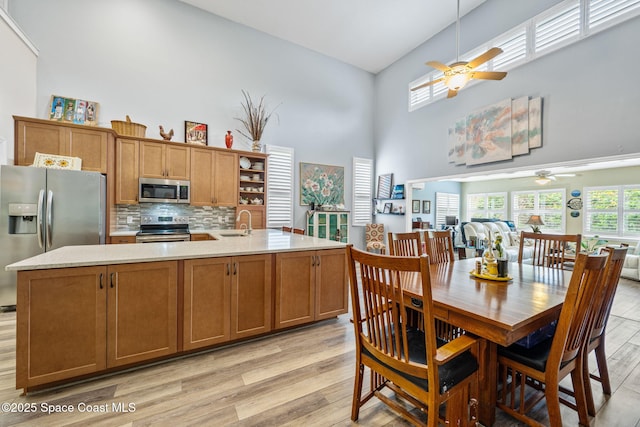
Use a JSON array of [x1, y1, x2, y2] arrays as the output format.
[[6, 229, 348, 393]]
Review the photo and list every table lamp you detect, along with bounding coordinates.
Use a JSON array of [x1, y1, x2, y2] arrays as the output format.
[[525, 215, 544, 233]]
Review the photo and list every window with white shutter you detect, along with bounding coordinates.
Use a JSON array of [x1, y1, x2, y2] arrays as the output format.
[[584, 185, 640, 237], [408, 0, 640, 111], [512, 189, 566, 232], [466, 192, 507, 220], [265, 145, 294, 228], [352, 157, 373, 226], [435, 192, 460, 228]]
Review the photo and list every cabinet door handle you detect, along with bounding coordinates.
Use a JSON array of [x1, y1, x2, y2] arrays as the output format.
[[311, 256, 315, 267], [99, 273, 103, 289], [316, 255, 320, 266], [233, 262, 237, 275], [110, 272, 115, 288], [226, 263, 230, 276]]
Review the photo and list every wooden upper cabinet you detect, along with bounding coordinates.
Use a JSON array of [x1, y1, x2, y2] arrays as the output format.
[[115, 138, 139, 204], [14, 117, 111, 173], [68, 128, 109, 172], [190, 147, 238, 207], [140, 140, 190, 180]]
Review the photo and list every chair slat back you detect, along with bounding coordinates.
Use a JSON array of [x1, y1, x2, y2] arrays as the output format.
[[292, 228, 305, 235], [347, 246, 437, 376], [424, 230, 455, 264], [282, 226, 292, 233], [388, 231, 422, 256], [548, 252, 608, 367], [518, 231, 582, 269], [590, 246, 628, 340]]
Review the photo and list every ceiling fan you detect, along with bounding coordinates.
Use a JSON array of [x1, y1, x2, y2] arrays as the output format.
[[410, 0, 507, 98], [534, 170, 576, 185]]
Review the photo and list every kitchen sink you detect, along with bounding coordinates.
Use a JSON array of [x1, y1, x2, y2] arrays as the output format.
[[218, 231, 248, 237]]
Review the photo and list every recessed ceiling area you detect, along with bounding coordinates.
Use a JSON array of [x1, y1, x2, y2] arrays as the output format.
[[418, 154, 640, 184], [178, 0, 486, 73]]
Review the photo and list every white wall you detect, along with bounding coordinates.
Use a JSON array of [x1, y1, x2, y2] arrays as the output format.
[[374, 0, 640, 233], [0, 8, 37, 164], [7, 0, 375, 246]]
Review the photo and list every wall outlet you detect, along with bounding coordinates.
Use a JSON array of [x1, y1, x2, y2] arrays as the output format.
[[127, 216, 134, 224]]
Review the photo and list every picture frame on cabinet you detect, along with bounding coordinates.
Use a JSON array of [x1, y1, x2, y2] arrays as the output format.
[[412, 200, 420, 213], [383, 203, 392, 214], [49, 95, 99, 126], [185, 121, 208, 145], [423, 200, 431, 214]]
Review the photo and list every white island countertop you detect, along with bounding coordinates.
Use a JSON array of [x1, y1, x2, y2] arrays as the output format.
[[6, 229, 347, 271]]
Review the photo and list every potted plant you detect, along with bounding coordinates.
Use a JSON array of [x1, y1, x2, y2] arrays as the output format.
[[235, 90, 279, 152], [581, 235, 608, 253]]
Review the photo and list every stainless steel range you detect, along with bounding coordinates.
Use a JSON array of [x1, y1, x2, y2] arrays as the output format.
[[136, 215, 190, 243]]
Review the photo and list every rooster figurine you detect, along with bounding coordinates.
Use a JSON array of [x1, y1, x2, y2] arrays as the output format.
[[159, 125, 174, 141]]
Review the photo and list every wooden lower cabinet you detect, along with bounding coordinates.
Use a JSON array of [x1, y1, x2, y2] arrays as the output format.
[[314, 248, 349, 320], [107, 261, 178, 367], [16, 261, 178, 390], [110, 235, 136, 244], [16, 266, 107, 390], [183, 255, 272, 351], [274, 249, 347, 329]]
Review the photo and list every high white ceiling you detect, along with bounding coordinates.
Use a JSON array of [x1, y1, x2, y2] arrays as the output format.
[[179, 0, 486, 73]]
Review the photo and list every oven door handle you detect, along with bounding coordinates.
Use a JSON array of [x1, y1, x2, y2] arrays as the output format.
[[135, 234, 191, 243]]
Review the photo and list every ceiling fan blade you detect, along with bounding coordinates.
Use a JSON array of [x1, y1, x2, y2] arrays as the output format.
[[410, 77, 444, 91], [426, 61, 451, 72], [467, 47, 503, 69], [447, 89, 458, 99], [471, 71, 507, 81]]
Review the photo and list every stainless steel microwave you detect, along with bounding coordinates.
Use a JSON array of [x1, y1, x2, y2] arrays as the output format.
[[139, 178, 190, 204]]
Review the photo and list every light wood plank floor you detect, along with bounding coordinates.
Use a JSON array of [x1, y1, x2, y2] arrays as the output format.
[[1, 277, 640, 426]]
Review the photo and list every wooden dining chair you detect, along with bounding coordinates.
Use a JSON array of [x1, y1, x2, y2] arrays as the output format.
[[387, 231, 422, 256], [424, 230, 455, 264], [518, 231, 582, 269], [582, 245, 629, 416], [282, 226, 292, 233], [292, 228, 305, 235], [497, 251, 609, 427], [346, 245, 479, 427]]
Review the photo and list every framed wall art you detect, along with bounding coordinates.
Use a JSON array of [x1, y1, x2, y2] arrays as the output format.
[[423, 200, 431, 214], [383, 203, 392, 214], [49, 95, 99, 126], [376, 173, 393, 199], [300, 162, 345, 206], [185, 121, 208, 145], [412, 200, 421, 213]]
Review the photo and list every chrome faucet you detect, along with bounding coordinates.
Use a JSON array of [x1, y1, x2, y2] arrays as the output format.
[[236, 209, 252, 235]]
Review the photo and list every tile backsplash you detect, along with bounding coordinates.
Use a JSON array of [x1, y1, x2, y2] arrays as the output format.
[[114, 204, 237, 231]]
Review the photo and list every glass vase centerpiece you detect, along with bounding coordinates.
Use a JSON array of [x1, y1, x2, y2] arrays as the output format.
[[235, 90, 279, 152]]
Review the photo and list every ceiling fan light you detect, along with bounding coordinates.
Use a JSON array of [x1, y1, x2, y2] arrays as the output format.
[[535, 177, 552, 185], [445, 69, 470, 91]]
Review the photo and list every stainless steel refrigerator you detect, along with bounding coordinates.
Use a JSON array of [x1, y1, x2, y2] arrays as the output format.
[[0, 165, 106, 310]]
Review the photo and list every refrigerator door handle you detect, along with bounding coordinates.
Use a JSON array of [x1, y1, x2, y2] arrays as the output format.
[[36, 189, 45, 249], [46, 190, 53, 249]]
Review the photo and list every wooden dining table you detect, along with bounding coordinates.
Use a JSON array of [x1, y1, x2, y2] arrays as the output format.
[[401, 257, 573, 426]]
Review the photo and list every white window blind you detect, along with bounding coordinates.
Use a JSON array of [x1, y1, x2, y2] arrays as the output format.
[[352, 157, 373, 226], [435, 192, 460, 228], [265, 145, 293, 228], [466, 192, 507, 220], [512, 189, 566, 232], [409, 0, 640, 110], [584, 185, 640, 237]]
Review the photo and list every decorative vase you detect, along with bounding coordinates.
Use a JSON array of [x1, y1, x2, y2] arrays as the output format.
[[225, 130, 233, 148], [251, 139, 262, 152]]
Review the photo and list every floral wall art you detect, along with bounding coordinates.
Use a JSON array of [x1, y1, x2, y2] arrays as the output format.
[[447, 96, 543, 166], [300, 162, 345, 207]]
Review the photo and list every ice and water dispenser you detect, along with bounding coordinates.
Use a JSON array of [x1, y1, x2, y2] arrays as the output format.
[[8, 203, 37, 234]]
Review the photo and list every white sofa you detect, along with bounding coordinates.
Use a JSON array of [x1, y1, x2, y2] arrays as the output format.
[[622, 243, 640, 281], [462, 221, 533, 261]]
